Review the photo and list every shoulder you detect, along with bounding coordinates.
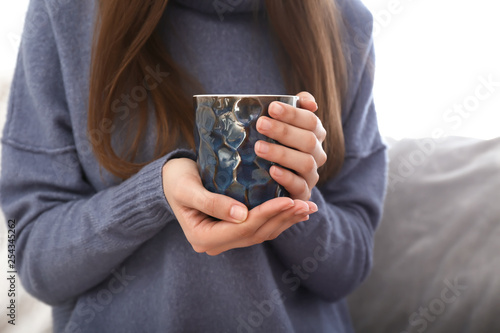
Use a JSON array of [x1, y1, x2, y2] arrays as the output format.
[[336, 0, 374, 77], [337, 0, 374, 32], [32, 0, 95, 16], [334, 1, 385, 156], [20, 0, 95, 88], [335, 0, 375, 114], [24, 0, 95, 37], [3, 0, 96, 151]]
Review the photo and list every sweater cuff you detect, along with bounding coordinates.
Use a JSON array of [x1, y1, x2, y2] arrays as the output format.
[[110, 149, 196, 234]]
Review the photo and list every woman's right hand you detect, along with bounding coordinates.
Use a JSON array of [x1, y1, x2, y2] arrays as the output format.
[[162, 158, 317, 256]]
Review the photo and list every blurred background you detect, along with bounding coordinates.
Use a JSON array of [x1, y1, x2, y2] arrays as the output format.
[[0, 0, 499, 332], [364, 0, 500, 140]]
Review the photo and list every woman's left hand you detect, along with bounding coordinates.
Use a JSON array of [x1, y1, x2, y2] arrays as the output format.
[[255, 91, 327, 201]]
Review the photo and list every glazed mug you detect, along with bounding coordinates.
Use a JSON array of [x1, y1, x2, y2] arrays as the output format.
[[194, 94, 299, 209]]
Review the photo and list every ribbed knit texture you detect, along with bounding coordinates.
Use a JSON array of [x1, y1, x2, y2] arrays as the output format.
[[1, 0, 387, 332]]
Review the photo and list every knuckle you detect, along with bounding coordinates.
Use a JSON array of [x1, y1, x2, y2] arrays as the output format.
[[306, 190, 312, 200], [312, 171, 320, 186], [313, 117, 326, 140], [202, 194, 217, 215], [290, 177, 308, 198], [280, 122, 289, 137], [302, 155, 317, 174], [318, 151, 328, 167], [310, 113, 319, 128], [319, 127, 327, 141], [300, 178, 309, 193], [276, 145, 287, 161], [304, 133, 317, 152]]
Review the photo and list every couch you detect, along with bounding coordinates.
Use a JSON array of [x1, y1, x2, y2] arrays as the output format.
[[348, 136, 500, 332]]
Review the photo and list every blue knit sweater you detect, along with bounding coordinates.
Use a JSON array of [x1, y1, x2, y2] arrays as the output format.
[[1, 0, 386, 332]]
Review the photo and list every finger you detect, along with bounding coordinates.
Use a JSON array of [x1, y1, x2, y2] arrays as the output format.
[[268, 102, 326, 142], [268, 102, 317, 131], [255, 141, 319, 189], [206, 200, 310, 255], [306, 201, 319, 212], [256, 116, 327, 167], [296, 91, 318, 112], [191, 197, 296, 253], [252, 199, 310, 239], [263, 199, 319, 240], [270, 165, 309, 200], [265, 215, 310, 242], [258, 198, 319, 241], [178, 176, 249, 223], [269, 167, 331, 207]]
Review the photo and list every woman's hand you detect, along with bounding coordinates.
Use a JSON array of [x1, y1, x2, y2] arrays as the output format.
[[255, 91, 326, 201], [162, 158, 317, 256]]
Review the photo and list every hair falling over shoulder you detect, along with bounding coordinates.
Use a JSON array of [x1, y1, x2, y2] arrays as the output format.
[[88, 0, 348, 183]]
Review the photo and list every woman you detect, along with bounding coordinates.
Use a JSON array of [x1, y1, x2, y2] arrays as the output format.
[[1, 0, 386, 332]]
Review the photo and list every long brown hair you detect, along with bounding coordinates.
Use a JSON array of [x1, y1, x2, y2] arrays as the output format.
[[88, 0, 348, 182]]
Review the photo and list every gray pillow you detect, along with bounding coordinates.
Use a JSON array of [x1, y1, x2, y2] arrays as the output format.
[[348, 136, 500, 333]]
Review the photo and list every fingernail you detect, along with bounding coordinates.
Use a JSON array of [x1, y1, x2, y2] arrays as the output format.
[[300, 95, 316, 103], [270, 103, 283, 116], [294, 209, 310, 216], [280, 201, 295, 211], [256, 141, 269, 154], [300, 97, 318, 110], [310, 202, 318, 212], [230, 205, 248, 222], [258, 117, 271, 131], [272, 166, 283, 177]]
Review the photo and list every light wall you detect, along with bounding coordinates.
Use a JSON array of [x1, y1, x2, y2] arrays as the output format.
[[363, 0, 500, 140]]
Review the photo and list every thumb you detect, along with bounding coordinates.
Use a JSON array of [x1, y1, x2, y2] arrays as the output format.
[[165, 158, 249, 223], [184, 185, 249, 223]]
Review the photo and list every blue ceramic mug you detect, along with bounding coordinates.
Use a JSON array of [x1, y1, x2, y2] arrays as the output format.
[[194, 95, 299, 209]]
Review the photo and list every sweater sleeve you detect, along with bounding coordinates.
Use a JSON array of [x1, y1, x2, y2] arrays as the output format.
[[0, 0, 194, 306], [268, 2, 387, 302]]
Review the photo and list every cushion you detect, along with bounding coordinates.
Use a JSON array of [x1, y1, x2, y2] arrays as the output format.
[[347, 136, 500, 332]]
